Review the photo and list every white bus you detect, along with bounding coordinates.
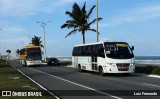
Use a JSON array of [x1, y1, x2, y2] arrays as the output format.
[[72, 41, 135, 76]]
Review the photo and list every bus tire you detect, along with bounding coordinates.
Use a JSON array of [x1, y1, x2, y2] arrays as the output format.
[[78, 64, 82, 72], [99, 66, 105, 76], [24, 61, 27, 66], [22, 60, 26, 66]]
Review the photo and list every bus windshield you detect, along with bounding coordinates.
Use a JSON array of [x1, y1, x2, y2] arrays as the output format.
[[105, 43, 134, 59], [26, 52, 42, 60]]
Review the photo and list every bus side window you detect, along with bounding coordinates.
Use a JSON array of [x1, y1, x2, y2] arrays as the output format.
[[72, 47, 75, 56], [81, 46, 85, 56], [98, 48, 105, 58], [78, 47, 81, 56], [85, 45, 91, 56], [88, 45, 91, 56], [98, 45, 105, 58]]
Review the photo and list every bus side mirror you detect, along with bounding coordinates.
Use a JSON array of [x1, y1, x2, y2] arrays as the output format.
[[131, 46, 134, 50]]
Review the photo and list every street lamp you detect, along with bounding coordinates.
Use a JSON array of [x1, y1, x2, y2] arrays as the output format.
[[37, 20, 51, 61], [96, 0, 99, 42]]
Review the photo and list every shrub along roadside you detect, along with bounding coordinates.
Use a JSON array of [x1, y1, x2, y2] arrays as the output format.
[[60, 61, 72, 66], [0, 59, 55, 99], [135, 66, 160, 75]]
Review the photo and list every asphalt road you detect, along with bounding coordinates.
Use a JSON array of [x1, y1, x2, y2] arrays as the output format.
[[9, 60, 160, 99]]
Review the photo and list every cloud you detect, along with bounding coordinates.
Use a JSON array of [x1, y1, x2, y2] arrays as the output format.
[[100, 4, 160, 27], [115, 5, 160, 24], [5, 26, 26, 33], [0, 38, 29, 55], [1, 24, 26, 33], [3, 0, 88, 17], [99, 37, 112, 42]]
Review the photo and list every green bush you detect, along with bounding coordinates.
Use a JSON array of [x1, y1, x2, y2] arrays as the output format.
[[152, 68, 160, 75], [60, 61, 72, 66], [0, 59, 6, 65], [135, 66, 160, 75]]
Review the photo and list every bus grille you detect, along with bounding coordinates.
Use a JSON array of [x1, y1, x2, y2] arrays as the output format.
[[116, 63, 130, 71]]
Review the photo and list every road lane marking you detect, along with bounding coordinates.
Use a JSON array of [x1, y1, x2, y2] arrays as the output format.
[[10, 61, 60, 99], [142, 83, 160, 88], [148, 75, 160, 78], [28, 67, 122, 99]]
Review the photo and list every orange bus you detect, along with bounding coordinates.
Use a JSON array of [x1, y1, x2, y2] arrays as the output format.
[[19, 45, 42, 66]]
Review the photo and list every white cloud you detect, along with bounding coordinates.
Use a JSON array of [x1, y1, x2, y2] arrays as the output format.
[[92, 23, 110, 28], [1, 24, 26, 33], [5, 26, 26, 33], [115, 5, 160, 24], [101, 4, 160, 27], [0, 38, 29, 55], [99, 37, 111, 42], [3, 0, 87, 17]]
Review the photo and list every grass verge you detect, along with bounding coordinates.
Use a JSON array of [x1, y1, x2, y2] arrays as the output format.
[[135, 66, 160, 75], [0, 59, 55, 99]]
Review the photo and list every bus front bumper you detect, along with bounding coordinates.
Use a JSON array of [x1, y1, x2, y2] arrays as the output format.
[[103, 65, 135, 73], [26, 61, 42, 66]]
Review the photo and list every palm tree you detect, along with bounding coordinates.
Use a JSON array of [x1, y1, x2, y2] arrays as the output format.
[[6, 50, 11, 55], [31, 36, 43, 47], [61, 2, 103, 44], [6, 50, 11, 64]]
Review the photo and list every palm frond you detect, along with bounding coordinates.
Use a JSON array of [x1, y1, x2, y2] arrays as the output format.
[[88, 18, 103, 26], [86, 5, 96, 19], [65, 11, 76, 20], [61, 24, 68, 29], [73, 3, 83, 21], [81, 2, 87, 15], [65, 29, 78, 38], [88, 29, 100, 34]]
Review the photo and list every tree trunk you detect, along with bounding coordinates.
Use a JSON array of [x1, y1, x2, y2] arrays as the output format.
[[82, 31, 85, 44]]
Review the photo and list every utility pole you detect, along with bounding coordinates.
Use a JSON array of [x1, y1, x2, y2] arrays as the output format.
[[37, 21, 51, 61], [96, 0, 99, 42]]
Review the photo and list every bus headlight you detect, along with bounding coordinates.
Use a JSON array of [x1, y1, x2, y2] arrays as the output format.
[[27, 61, 33, 63], [131, 63, 135, 66], [108, 63, 115, 66]]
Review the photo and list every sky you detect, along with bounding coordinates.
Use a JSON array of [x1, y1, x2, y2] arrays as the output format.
[[0, 0, 160, 56]]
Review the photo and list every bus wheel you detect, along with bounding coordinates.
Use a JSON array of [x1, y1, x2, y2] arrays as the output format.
[[24, 61, 27, 66], [78, 65, 82, 72], [99, 67, 105, 76]]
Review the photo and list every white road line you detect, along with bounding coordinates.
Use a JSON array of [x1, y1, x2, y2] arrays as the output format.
[[28, 67, 122, 99], [148, 75, 160, 78], [10, 61, 60, 99], [142, 83, 160, 88]]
